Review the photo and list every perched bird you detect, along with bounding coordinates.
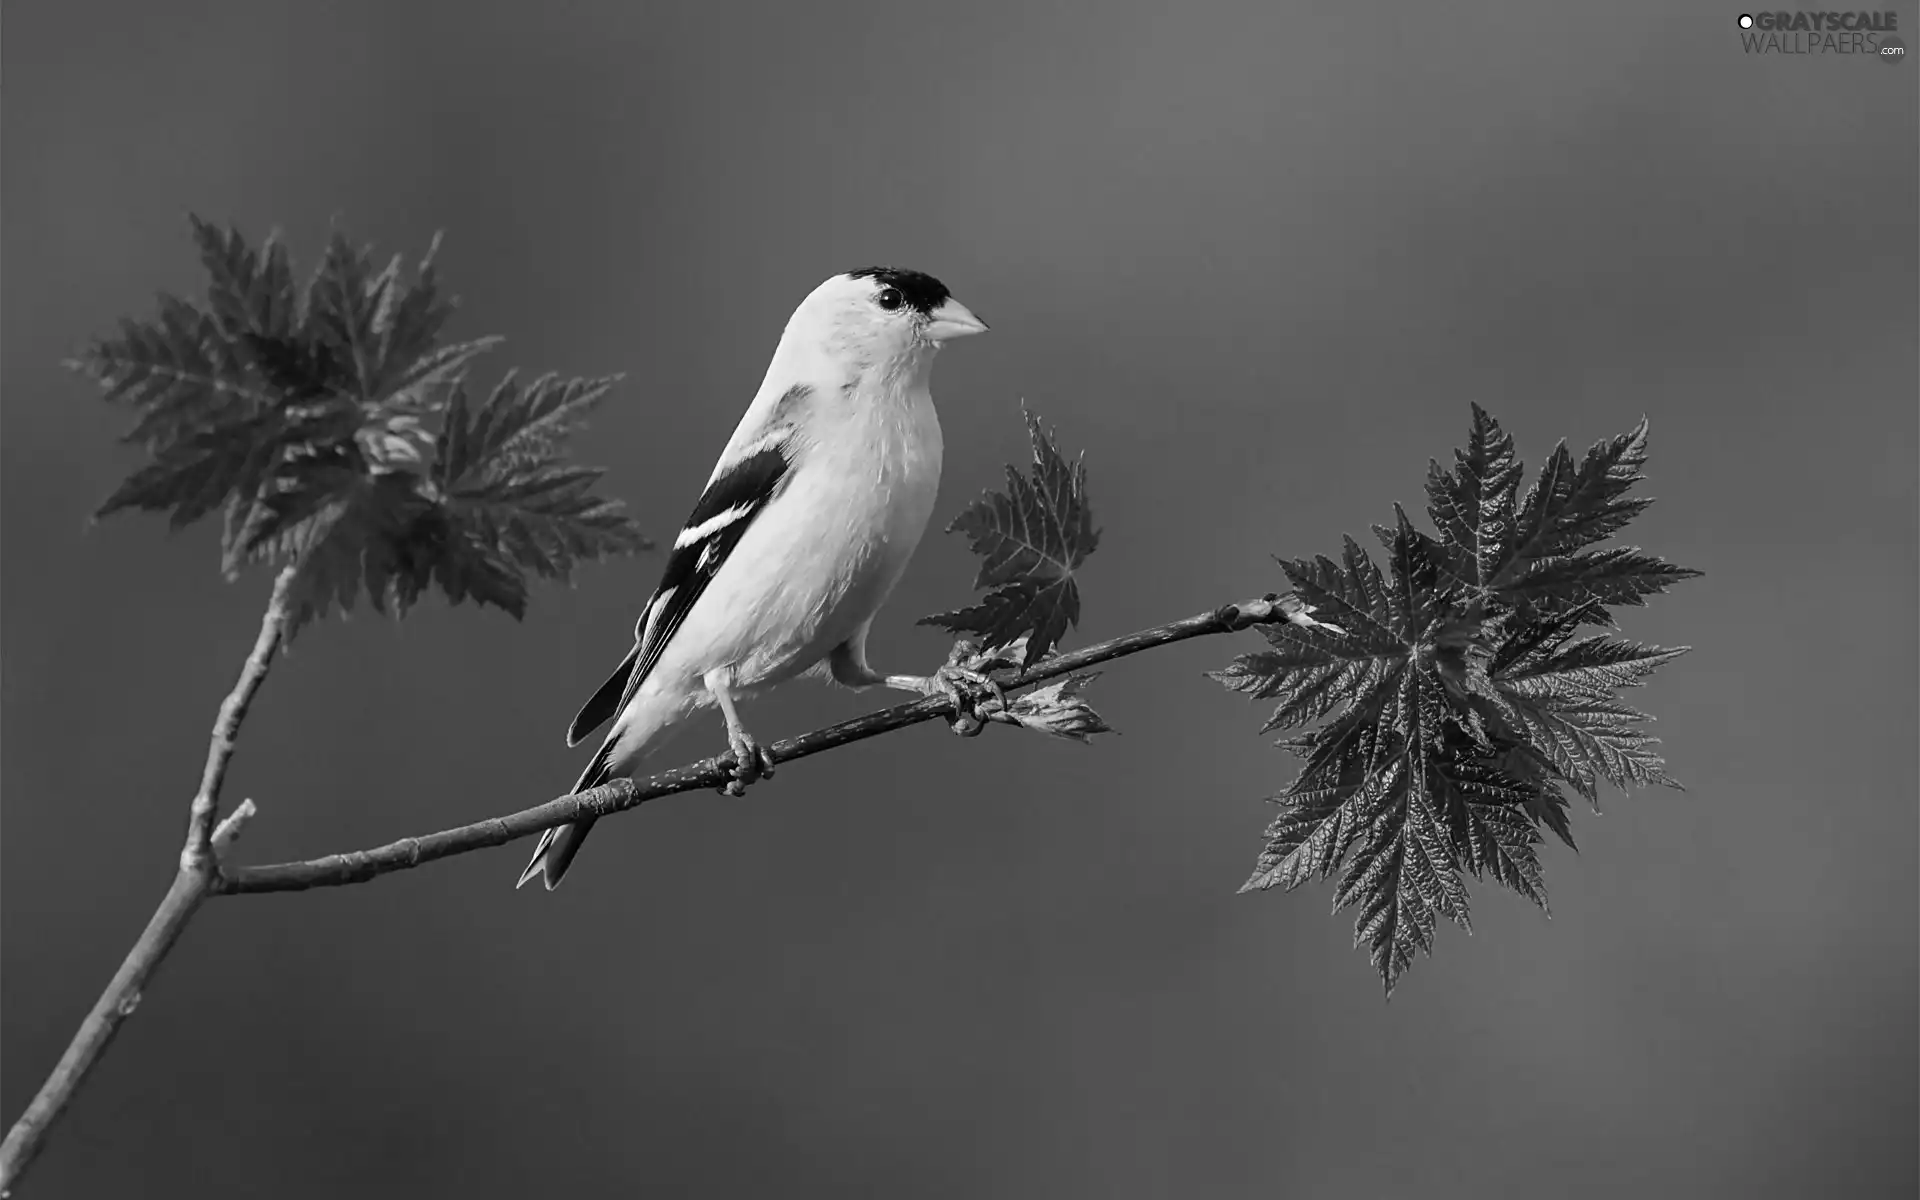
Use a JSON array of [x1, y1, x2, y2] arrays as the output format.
[[516, 267, 989, 890]]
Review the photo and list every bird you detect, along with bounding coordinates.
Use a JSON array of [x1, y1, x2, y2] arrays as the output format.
[[516, 267, 989, 890]]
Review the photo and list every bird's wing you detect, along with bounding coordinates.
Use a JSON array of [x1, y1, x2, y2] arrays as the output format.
[[565, 435, 794, 746], [565, 644, 640, 747]]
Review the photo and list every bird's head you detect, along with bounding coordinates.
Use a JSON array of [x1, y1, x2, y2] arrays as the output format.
[[785, 267, 987, 380]]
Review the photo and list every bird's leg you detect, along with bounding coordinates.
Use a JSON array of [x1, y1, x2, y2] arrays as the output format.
[[704, 668, 776, 797], [887, 654, 1008, 717], [829, 638, 1007, 730]]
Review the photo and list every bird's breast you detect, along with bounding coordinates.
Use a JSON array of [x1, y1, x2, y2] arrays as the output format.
[[808, 381, 943, 589], [704, 382, 942, 692]]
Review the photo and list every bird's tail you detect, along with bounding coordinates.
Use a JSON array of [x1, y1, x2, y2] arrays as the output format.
[[515, 686, 696, 891], [515, 745, 617, 891]]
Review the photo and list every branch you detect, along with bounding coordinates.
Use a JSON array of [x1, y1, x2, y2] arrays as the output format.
[[0, 873, 209, 1197], [0, 570, 297, 1194], [184, 565, 297, 870], [218, 593, 1332, 894]]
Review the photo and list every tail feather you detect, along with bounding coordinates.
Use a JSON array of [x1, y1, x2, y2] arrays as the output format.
[[515, 819, 597, 890], [516, 739, 618, 891], [519, 679, 698, 892]]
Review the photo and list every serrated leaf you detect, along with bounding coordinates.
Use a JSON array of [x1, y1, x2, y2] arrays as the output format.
[[389, 337, 501, 402], [71, 307, 269, 451], [1492, 684, 1675, 802], [920, 408, 1099, 667], [306, 229, 382, 400], [1457, 801, 1547, 909], [228, 457, 365, 569], [1525, 784, 1578, 850], [280, 504, 365, 637], [273, 474, 442, 636], [80, 216, 649, 636], [1249, 674, 1476, 995], [436, 371, 649, 585], [1242, 774, 1377, 894], [1497, 418, 1675, 587], [1498, 548, 1703, 610], [189, 216, 298, 343], [441, 371, 623, 484], [1276, 546, 1404, 656], [1332, 765, 1467, 993], [1525, 418, 1654, 559], [1486, 600, 1604, 676], [1433, 755, 1551, 908], [1485, 741, 1580, 849], [1426, 403, 1521, 588], [1228, 406, 1696, 994], [1336, 796, 1431, 994], [434, 381, 477, 488], [1216, 534, 1422, 741], [1375, 504, 1448, 638], [1214, 652, 1377, 733], [365, 232, 493, 402], [96, 410, 288, 527], [445, 481, 648, 584], [434, 527, 530, 619], [1499, 635, 1688, 692], [366, 253, 403, 340]]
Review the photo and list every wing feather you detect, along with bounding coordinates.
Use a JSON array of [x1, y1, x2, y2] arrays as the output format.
[[566, 438, 793, 743]]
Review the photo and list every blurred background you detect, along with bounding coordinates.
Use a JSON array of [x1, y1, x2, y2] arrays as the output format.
[[4, 1, 1915, 1196]]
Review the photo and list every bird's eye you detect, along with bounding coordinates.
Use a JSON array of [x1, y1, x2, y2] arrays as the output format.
[[876, 287, 904, 311]]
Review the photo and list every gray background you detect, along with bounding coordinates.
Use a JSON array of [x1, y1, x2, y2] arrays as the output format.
[[4, 1, 1915, 1196]]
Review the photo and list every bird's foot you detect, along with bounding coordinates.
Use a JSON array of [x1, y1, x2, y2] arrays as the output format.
[[718, 726, 777, 797], [902, 639, 1011, 737]]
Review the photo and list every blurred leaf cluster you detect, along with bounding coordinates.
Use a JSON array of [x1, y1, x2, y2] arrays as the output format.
[[70, 216, 649, 636]]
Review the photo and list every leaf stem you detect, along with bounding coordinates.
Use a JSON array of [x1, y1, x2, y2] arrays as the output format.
[[218, 593, 1325, 894]]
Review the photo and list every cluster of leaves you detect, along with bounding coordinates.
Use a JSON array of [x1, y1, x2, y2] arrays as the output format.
[[922, 408, 1099, 667], [1210, 406, 1699, 993], [70, 216, 648, 636]]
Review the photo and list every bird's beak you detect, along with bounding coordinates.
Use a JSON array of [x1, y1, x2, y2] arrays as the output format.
[[924, 298, 989, 342]]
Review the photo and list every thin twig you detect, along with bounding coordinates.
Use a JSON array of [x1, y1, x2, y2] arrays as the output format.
[[184, 566, 299, 871], [211, 799, 259, 852], [0, 566, 299, 1194], [219, 593, 1326, 895]]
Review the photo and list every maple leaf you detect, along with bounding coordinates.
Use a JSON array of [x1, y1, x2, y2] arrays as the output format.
[[432, 371, 649, 598], [1208, 533, 1416, 735], [1214, 408, 1697, 994], [921, 408, 1099, 667], [1425, 403, 1521, 589], [72, 216, 649, 639], [1434, 755, 1548, 909]]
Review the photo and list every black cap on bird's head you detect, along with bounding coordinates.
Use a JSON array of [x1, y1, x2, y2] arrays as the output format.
[[803, 266, 985, 346], [847, 266, 951, 317]]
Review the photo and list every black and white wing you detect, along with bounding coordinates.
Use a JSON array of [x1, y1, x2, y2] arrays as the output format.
[[565, 436, 794, 746]]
